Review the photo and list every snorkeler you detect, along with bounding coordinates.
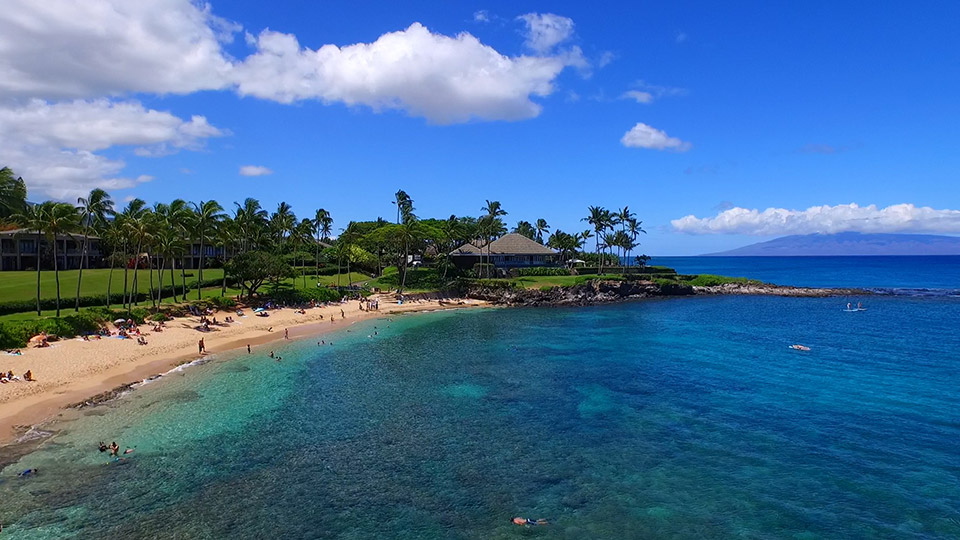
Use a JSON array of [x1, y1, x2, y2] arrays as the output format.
[[512, 517, 548, 526], [98, 441, 108, 452], [18, 468, 38, 477]]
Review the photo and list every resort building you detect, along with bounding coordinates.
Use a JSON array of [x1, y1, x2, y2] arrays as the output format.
[[450, 233, 559, 270], [0, 229, 102, 271]]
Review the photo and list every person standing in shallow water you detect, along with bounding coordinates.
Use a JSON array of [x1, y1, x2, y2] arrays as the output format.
[[247, 344, 251, 354]]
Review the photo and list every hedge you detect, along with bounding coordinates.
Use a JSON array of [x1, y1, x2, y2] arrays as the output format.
[[265, 287, 344, 305], [515, 267, 570, 277]]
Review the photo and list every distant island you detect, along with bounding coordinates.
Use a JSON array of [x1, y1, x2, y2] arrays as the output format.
[[706, 232, 960, 256]]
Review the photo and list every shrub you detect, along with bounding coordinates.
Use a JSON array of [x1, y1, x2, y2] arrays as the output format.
[[516, 267, 570, 277]]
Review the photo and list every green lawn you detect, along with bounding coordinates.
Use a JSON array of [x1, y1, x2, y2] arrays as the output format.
[[507, 274, 625, 288], [0, 268, 225, 302]]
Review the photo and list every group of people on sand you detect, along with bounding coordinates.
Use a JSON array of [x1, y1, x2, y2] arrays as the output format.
[[5, 349, 22, 355], [98, 441, 134, 457], [1, 369, 34, 383], [358, 298, 380, 311]]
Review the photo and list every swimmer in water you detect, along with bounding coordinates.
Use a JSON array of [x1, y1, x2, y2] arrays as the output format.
[[19, 468, 38, 477], [512, 517, 548, 526]]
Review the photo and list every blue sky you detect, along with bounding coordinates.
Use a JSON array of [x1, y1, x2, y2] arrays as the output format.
[[2, 1, 959, 254]]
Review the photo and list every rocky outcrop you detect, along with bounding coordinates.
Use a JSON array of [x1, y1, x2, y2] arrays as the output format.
[[463, 279, 869, 306], [692, 283, 870, 297], [464, 280, 663, 306]]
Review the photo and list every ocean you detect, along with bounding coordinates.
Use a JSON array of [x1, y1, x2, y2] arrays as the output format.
[[2, 257, 959, 538]]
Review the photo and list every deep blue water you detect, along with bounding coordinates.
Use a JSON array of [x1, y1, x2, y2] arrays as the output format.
[[3, 295, 960, 538], [650, 256, 960, 291]]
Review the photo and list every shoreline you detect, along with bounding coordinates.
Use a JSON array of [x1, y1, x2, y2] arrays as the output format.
[[0, 295, 488, 448]]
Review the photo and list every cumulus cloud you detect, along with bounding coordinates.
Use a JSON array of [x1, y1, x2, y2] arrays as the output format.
[[473, 10, 489, 22], [239, 165, 273, 177], [0, 0, 237, 100], [234, 23, 575, 124], [621, 123, 691, 151], [0, 100, 223, 199], [1, 1, 589, 197], [518, 13, 575, 54], [671, 203, 960, 235]]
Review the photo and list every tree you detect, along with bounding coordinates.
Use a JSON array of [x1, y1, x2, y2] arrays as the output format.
[[313, 208, 331, 278], [116, 199, 149, 310], [225, 251, 295, 299], [394, 190, 412, 224], [0, 167, 27, 222], [270, 202, 295, 247], [535, 218, 550, 244], [41, 202, 80, 317], [13, 203, 47, 316], [216, 218, 239, 296], [626, 218, 646, 266], [192, 200, 225, 299], [480, 200, 507, 278], [513, 220, 536, 240], [75, 189, 114, 311], [233, 198, 267, 252], [582, 206, 613, 274]]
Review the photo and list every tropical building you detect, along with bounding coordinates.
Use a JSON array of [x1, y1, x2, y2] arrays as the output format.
[[450, 233, 559, 270], [0, 228, 102, 271]]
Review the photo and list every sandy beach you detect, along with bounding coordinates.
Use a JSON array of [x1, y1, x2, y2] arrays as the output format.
[[0, 294, 487, 445]]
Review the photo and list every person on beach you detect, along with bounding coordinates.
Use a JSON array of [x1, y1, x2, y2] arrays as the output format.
[[512, 517, 548, 526], [284, 328, 289, 340], [340, 309, 345, 319], [198, 338, 205, 354], [24, 370, 34, 381], [247, 344, 251, 354]]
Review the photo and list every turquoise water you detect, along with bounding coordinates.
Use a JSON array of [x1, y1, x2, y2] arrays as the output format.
[[3, 296, 960, 538]]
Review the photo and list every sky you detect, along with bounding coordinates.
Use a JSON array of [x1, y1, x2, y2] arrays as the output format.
[[1, 0, 959, 255]]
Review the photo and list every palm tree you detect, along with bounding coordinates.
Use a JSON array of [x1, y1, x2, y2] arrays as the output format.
[[216, 218, 239, 296], [13, 203, 47, 316], [233, 197, 267, 253], [127, 208, 155, 309], [535, 218, 550, 244], [152, 224, 179, 306], [117, 199, 148, 309], [625, 218, 646, 266], [270, 201, 295, 248], [41, 202, 80, 317], [75, 189, 114, 311], [192, 200, 226, 299], [165, 199, 192, 299], [313, 208, 331, 278], [513, 220, 536, 240], [394, 190, 412, 224], [0, 167, 27, 222], [480, 200, 506, 278], [582, 206, 612, 273]]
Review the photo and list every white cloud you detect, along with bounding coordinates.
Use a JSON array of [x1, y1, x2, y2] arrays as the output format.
[[622, 90, 654, 104], [0, 0, 237, 100], [621, 123, 691, 152], [518, 13, 575, 54], [675, 32, 688, 44], [0, 99, 222, 199], [239, 165, 273, 177], [621, 80, 687, 104], [671, 203, 960, 235], [1, 1, 588, 197], [597, 51, 616, 68], [473, 10, 489, 22], [234, 23, 576, 124]]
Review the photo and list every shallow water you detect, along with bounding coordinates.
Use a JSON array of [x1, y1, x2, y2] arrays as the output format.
[[3, 296, 960, 538]]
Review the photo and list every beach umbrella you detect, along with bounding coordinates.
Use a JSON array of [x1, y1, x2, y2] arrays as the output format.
[[253, 307, 265, 312], [114, 318, 126, 324]]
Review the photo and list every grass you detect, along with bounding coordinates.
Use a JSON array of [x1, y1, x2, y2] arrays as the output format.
[[506, 274, 626, 289], [0, 268, 225, 302]]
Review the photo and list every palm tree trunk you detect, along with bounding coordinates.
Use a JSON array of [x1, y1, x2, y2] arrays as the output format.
[[157, 257, 165, 306], [75, 230, 87, 312], [106, 259, 114, 308], [169, 257, 178, 303], [149, 253, 156, 308], [35, 230, 42, 316], [53, 236, 61, 317], [198, 235, 204, 300], [596, 234, 603, 274], [181, 262, 187, 301], [131, 240, 143, 307], [122, 241, 130, 309]]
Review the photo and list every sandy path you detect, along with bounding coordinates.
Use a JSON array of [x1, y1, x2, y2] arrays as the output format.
[[0, 294, 487, 444]]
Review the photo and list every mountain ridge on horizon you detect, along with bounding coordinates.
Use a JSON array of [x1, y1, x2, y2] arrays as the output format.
[[704, 232, 960, 256]]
